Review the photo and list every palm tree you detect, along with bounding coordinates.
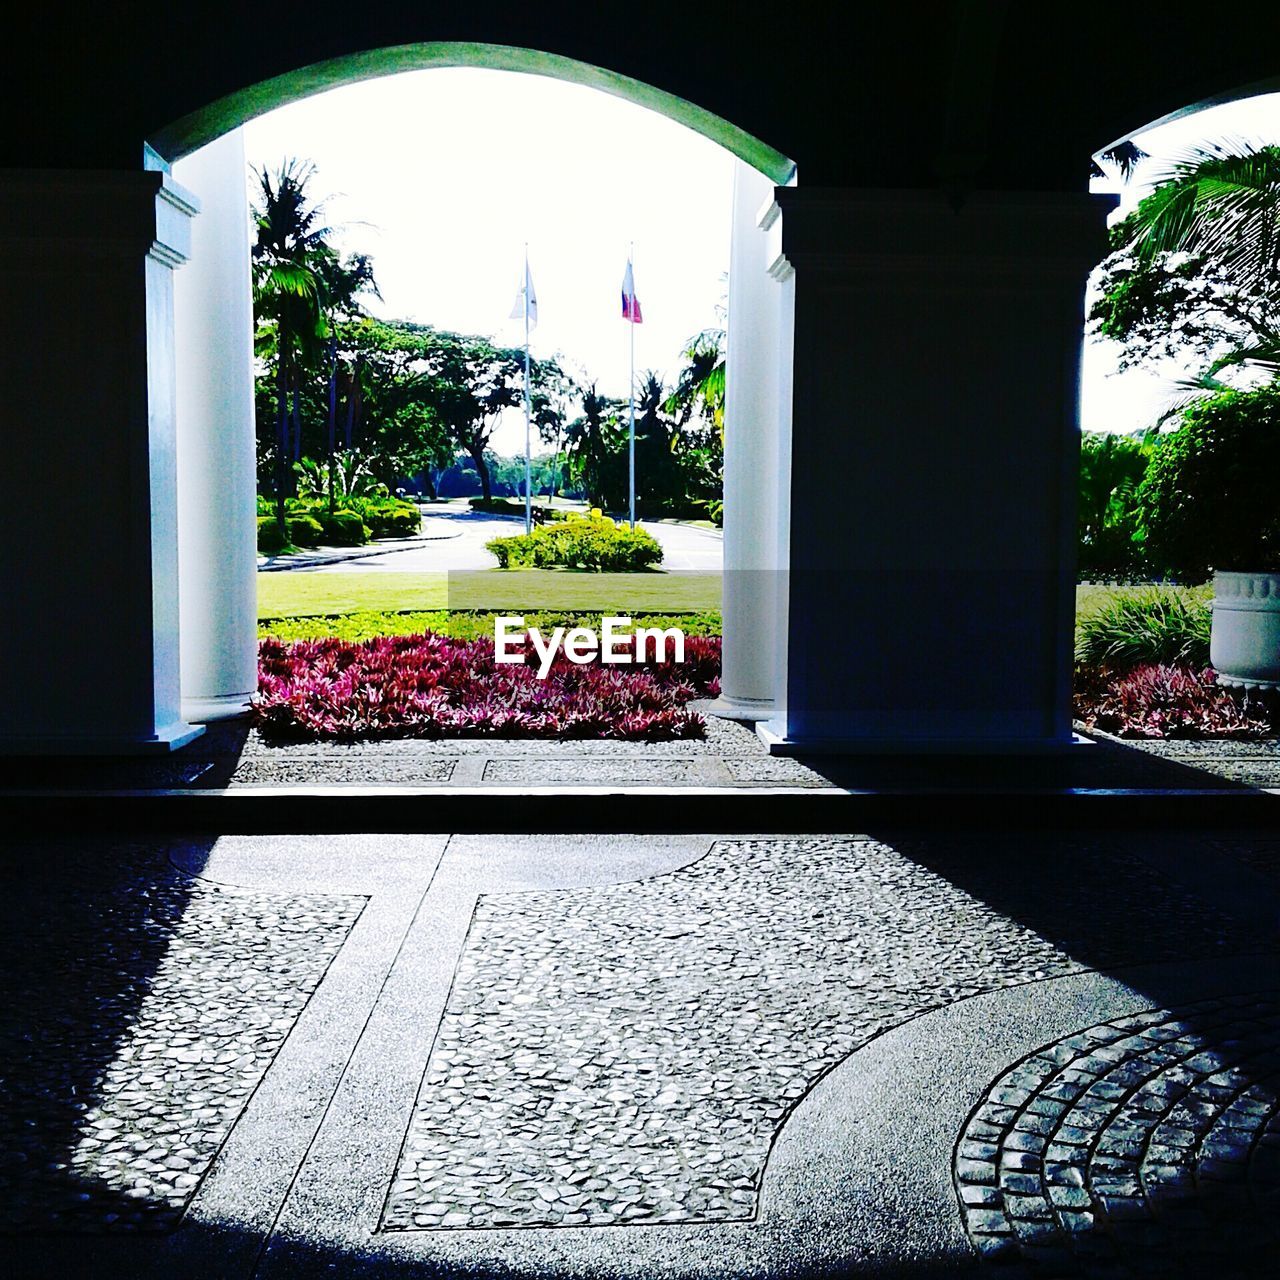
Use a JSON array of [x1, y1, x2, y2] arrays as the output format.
[[663, 326, 726, 437], [251, 159, 379, 532], [1114, 141, 1280, 385], [565, 382, 627, 509], [1123, 141, 1280, 288]]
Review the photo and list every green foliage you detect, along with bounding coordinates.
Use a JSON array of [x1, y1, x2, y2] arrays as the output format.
[[285, 514, 324, 548], [1090, 142, 1280, 398], [258, 513, 326, 552], [487, 513, 664, 572], [348, 496, 420, 538], [257, 516, 293, 554], [1135, 386, 1280, 579], [469, 497, 569, 522], [1074, 587, 1212, 670], [319, 509, 370, 546], [280, 493, 419, 540], [1077, 432, 1150, 578], [259, 610, 724, 643]]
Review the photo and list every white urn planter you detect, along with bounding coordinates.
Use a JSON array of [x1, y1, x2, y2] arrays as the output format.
[[1210, 571, 1280, 690]]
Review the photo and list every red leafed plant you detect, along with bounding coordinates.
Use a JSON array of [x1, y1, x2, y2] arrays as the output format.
[[1073, 663, 1273, 739], [254, 633, 722, 741]]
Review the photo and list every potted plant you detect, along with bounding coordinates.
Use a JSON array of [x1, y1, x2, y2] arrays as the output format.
[[1135, 386, 1280, 689]]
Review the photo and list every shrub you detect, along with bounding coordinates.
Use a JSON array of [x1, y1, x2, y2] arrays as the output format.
[[285, 514, 324, 548], [254, 632, 722, 741], [320, 509, 371, 546], [257, 516, 292, 554], [1074, 663, 1272, 739], [350, 496, 420, 538], [259, 610, 725, 643], [470, 497, 568, 522], [1077, 433, 1149, 579], [487, 513, 663, 572], [1075, 588, 1212, 670], [1136, 386, 1280, 580]]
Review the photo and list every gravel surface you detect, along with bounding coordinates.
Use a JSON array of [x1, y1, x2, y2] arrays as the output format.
[[0, 848, 364, 1233]]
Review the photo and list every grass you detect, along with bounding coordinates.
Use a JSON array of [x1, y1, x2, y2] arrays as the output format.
[[258, 569, 722, 620], [1075, 584, 1214, 669]]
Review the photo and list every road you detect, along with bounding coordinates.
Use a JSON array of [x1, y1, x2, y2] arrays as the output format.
[[304, 507, 723, 573]]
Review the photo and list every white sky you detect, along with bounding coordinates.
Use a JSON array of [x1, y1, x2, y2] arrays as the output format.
[[243, 69, 734, 454], [1082, 92, 1280, 433], [244, 70, 1280, 448]]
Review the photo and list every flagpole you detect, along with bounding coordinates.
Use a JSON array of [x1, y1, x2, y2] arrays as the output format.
[[628, 243, 636, 530], [523, 246, 532, 536]]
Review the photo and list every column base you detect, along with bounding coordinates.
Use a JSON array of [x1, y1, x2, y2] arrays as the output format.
[[706, 694, 776, 723], [0, 722, 206, 756], [183, 692, 254, 723], [757, 720, 1096, 756]]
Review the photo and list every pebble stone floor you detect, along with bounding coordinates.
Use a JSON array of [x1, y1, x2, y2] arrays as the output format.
[[0, 846, 364, 1233], [955, 992, 1280, 1278], [382, 836, 1255, 1232]]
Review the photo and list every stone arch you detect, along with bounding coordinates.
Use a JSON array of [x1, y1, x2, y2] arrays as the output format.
[[168, 50, 796, 730]]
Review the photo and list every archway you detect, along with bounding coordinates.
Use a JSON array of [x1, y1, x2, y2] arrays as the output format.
[[165, 47, 798, 738]]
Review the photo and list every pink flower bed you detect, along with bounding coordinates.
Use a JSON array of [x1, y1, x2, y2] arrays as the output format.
[[255, 633, 722, 741], [1074, 663, 1273, 739]]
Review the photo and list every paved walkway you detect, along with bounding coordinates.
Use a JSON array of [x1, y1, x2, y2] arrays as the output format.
[[7, 717, 1280, 797], [2, 828, 1278, 1277]]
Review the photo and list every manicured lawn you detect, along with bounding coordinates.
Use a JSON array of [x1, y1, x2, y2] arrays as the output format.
[[258, 569, 723, 620]]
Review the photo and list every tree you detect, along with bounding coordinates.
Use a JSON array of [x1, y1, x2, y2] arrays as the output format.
[[664, 325, 726, 435], [421, 333, 565, 501], [251, 158, 379, 530], [334, 318, 454, 488], [633, 371, 682, 509], [565, 382, 628, 509], [1090, 142, 1280, 407], [1077, 432, 1150, 577]]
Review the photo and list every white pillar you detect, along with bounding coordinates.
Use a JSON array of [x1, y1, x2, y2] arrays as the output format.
[[711, 160, 786, 721], [173, 131, 257, 722], [758, 188, 1111, 753], [0, 170, 203, 753]]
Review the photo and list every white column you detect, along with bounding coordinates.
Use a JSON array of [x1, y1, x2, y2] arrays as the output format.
[[0, 170, 203, 753], [174, 131, 258, 722], [758, 188, 1111, 753], [711, 160, 784, 721]]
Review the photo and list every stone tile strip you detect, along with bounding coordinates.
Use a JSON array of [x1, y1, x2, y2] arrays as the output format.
[[0, 854, 364, 1233], [954, 992, 1280, 1276], [383, 836, 1251, 1231], [480, 758, 711, 783], [230, 757, 455, 786]]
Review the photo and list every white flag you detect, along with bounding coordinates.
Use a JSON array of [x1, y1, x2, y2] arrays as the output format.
[[509, 260, 538, 330]]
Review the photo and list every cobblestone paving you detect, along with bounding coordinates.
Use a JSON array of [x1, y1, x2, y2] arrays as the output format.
[[0, 851, 364, 1233], [383, 837, 1255, 1232], [955, 992, 1280, 1278]]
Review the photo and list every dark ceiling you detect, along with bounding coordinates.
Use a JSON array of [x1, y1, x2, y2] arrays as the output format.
[[3, 1, 1277, 188]]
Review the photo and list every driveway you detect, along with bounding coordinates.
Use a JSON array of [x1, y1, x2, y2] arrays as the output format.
[[299, 507, 723, 574]]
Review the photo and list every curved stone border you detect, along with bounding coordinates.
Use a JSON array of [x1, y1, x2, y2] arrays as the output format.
[[954, 991, 1280, 1276]]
